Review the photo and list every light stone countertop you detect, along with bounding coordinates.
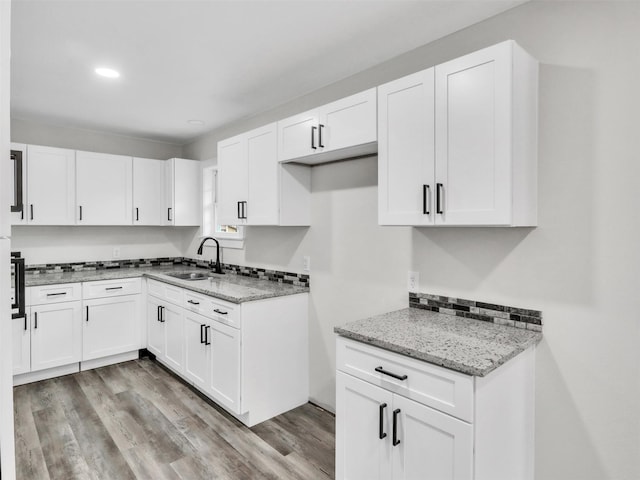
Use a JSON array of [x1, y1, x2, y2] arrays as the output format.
[[25, 265, 309, 304], [334, 307, 542, 377]]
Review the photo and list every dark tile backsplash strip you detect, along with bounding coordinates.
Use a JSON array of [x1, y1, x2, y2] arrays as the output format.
[[409, 292, 542, 332], [25, 257, 310, 288]]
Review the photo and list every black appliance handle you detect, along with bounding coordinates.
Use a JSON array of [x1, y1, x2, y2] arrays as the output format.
[[10, 150, 24, 213], [11, 253, 26, 319]]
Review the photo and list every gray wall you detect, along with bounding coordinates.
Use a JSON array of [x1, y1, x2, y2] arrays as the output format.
[[185, 2, 640, 479], [11, 118, 193, 263]]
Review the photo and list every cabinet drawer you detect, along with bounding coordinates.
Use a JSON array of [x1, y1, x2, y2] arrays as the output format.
[[147, 279, 183, 306], [82, 278, 141, 299], [336, 336, 474, 422], [29, 283, 82, 305], [184, 290, 240, 329]]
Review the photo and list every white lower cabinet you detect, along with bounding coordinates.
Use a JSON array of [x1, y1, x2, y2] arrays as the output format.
[[30, 301, 82, 372], [12, 311, 31, 376], [149, 278, 308, 427], [336, 336, 535, 480]]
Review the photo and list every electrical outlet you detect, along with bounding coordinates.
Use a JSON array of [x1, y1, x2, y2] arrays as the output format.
[[303, 256, 311, 273], [408, 271, 419, 292], [113, 247, 121, 259]]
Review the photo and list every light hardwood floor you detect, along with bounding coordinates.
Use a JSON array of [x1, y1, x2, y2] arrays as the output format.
[[13, 358, 335, 480]]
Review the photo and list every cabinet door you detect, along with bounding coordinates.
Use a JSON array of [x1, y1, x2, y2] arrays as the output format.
[[246, 123, 279, 225], [83, 295, 141, 361], [277, 110, 320, 162], [26, 145, 76, 225], [217, 135, 248, 225], [133, 157, 164, 225], [173, 158, 202, 226], [76, 151, 133, 225], [208, 319, 241, 414], [183, 311, 210, 391], [163, 302, 184, 373], [30, 302, 82, 372], [378, 69, 435, 226], [435, 42, 512, 225], [12, 311, 30, 375], [336, 372, 393, 480], [392, 395, 473, 480], [147, 297, 164, 357], [321, 88, 377, 153], [163, 159, 175, 226], [10, 143, 27, 225]]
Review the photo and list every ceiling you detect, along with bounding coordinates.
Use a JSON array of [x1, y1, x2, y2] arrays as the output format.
[[10, 0, 525, 145]]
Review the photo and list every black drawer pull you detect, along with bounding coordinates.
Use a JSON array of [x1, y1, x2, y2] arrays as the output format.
[[105, 286, 123, 291], [86, 305, 89, 322], [46, 292, 67, 297], [379, 403, 387, 440], [375, 366, 408, 381], [392, 409, 401, 446], [213, 308, 228, 315], [187, 300, 200, 305]]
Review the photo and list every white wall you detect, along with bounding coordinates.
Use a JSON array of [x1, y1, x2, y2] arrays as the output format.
[[185, 2, 640, 479], [10, 119, 194, 263]]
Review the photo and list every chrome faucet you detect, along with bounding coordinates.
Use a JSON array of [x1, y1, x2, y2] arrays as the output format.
[[197, 237, 224, 274]]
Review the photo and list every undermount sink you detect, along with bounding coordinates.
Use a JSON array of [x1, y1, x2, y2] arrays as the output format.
[[166, 271, 212, 281]]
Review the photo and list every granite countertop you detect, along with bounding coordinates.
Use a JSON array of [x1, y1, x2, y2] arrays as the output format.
[[334, 307, 542, 377], [25, 265, 309, 303]]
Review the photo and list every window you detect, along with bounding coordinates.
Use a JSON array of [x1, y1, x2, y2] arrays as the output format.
[[202, 165, 244, 248]]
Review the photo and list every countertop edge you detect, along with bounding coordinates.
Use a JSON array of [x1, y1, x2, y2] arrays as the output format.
[[334, 325, 542, 377]]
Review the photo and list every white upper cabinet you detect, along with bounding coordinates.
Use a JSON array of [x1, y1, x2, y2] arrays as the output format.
[[25, 145, 76, 225], [278, 88, 377, 165], [76, 151, 133, 225], [217, 134, 248, 226], [378, 69, 435, 226], [379, 40, 538, 227], [218, 123, 310, 226], [133, 157, 164, 226], [164, 158, 201, 226]]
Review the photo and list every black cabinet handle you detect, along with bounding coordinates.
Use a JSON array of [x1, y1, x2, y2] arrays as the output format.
[[392, 409, 401, 446], [379, 403, 387, 440], [10, 150, 24, 213], [213, 308, 228, 315], [237, 201, 242, 220], [200, 324, 205, 344], [375, 366, 408, 381], [34, 312, 38, 329], [205, 325, 211, 345], [436, 183, 444, 214], [160, 306, 165, 323], [105, 286, 123, 291], [242, 201, 247, 219], [423, 185, 430, 215], [24, 315, 28, 331], [46, 292, 66, 297], [86, 305, 89, 322], [135, 207, 139, 221], [318, 124, 325, 148], [311, 126, 317, 150], [187, 299, 200, 305], [167, 207, 172, 221], [30, 204, 34, 220], [157, 305, 161, 322]]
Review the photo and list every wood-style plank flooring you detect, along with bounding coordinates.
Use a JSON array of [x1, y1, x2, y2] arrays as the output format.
[[13, 358, 335, 480]]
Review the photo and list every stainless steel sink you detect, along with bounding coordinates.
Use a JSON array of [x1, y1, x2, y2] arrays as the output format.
[[166, 271, 211, 281]]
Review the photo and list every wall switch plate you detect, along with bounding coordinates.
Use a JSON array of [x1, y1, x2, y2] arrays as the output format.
[[408, 271, 419, 292], [303, 256, 311, 273], [113, 247, 121, 259]]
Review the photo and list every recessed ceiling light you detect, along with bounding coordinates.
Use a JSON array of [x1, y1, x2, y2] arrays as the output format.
[[95, 67, 120, 78], [188, 119, 205, 126]]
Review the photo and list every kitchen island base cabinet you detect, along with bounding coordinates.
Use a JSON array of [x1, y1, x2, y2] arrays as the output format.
[[336, 336, 535, 480]]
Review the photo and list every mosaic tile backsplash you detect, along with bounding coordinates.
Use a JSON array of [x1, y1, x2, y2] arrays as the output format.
[[409, 292, 542, 332], [25, 257, 310, 288]]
